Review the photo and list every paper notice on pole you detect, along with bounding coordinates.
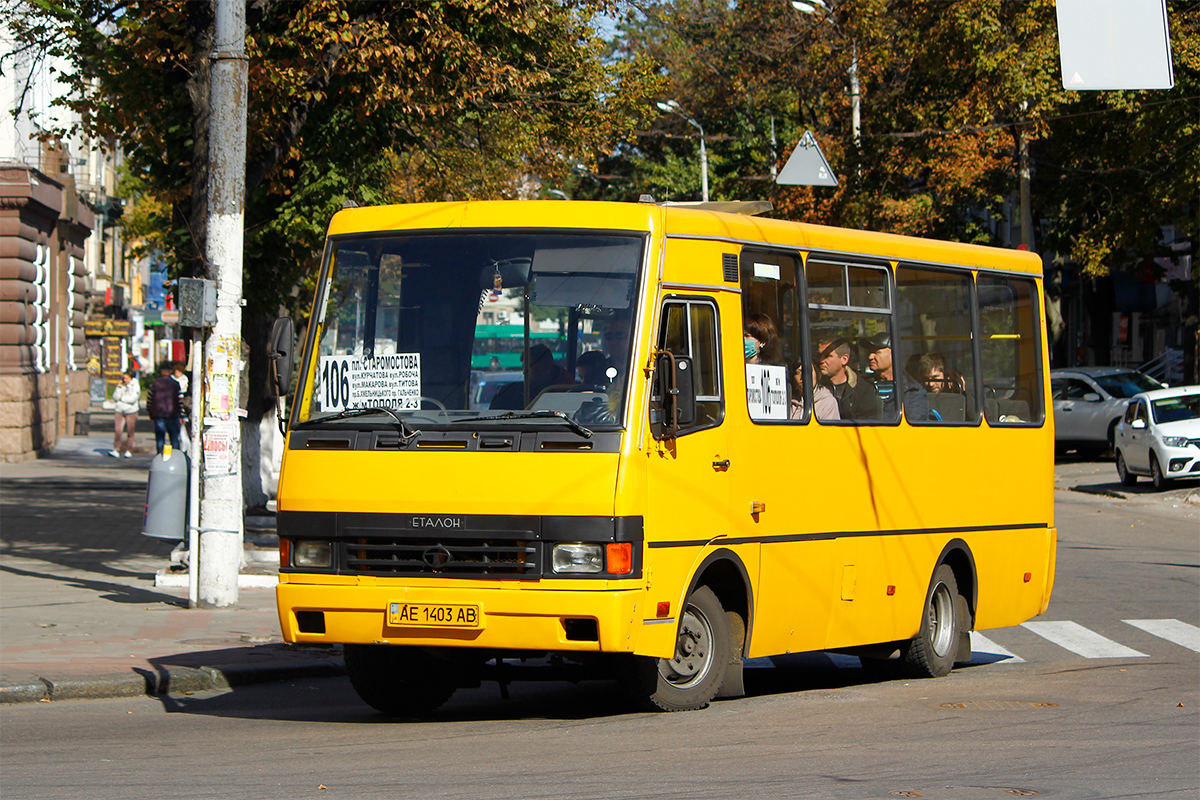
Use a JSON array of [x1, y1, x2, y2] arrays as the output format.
[[317, 353, 421, 412], [746, 364, 788, 420], [203, 423, 234, 475]]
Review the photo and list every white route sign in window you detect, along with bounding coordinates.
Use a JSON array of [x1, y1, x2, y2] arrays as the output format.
[[746, 364, 788, 420], [318, 353, 421, 412]]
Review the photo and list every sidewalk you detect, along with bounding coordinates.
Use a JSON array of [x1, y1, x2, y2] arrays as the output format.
[[0, 409, 343, 704]]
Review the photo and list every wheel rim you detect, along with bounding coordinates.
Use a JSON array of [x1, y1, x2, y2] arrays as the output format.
[[927, 582, 955, 658], [659, 603, 715, 688]]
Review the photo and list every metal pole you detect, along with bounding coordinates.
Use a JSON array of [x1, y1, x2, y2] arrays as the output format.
[[198, 0, 247, 608], [187, 330, 202, 608], [698, 125, 709, 202]]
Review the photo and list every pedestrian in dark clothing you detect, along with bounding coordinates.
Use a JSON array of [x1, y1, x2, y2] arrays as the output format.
[[148, 361, 183, 453]]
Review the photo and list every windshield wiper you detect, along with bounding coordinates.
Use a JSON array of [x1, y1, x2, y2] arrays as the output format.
[[451, 410, 593, 439], [295, 406, 419, 441]]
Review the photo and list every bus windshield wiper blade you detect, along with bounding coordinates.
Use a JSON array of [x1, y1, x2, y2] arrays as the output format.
[[295, 406, 419, 440], [451, 410, 593, 439]]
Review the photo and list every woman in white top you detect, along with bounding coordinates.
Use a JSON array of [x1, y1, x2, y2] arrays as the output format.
[[110, 369, 140, 458]]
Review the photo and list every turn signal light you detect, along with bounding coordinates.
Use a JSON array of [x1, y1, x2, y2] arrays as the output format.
[[1023, 572, 1032, 583], [606, 542, 633, 575], [279, 538, 290, 567]]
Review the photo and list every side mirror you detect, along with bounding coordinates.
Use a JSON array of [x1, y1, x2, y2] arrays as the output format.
[[1131, 418, 1147, 430], [650, 351, 696, 440], [1083, 392, 1102, 402], [268, 316, 295, 398]]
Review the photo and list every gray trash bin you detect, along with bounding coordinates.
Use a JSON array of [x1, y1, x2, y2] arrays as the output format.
[[74, 411, 90, 436]]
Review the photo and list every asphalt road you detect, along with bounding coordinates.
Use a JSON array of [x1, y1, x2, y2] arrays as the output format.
[[2, 490, 1196, 800]]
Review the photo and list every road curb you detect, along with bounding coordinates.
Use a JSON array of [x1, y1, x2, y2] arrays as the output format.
[[0, 659, 345, 704]]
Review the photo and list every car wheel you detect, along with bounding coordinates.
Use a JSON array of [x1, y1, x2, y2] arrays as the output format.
[[1150, 454, 1171, 491], [1116, 451, 1137, 486], [1106, 419, 1120, 452]]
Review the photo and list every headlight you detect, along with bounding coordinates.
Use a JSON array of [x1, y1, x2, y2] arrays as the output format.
[[293, 540, 332, 568], [1161, 436, 1188, 448], [552, 543, 603, 574]]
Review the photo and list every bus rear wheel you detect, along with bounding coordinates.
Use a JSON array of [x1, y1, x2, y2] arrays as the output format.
[[343, 644, 457, 716], [898, 564, 963, 679], [625, 585, 730, 711]]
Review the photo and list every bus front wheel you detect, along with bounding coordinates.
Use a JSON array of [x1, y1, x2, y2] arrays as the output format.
[[898, 564, 963, 679], [625, 585, 731, 711], [344, 644, 457, 716]]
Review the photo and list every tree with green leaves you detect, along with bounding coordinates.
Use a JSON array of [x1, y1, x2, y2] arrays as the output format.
[[4, 0, 660, 503]]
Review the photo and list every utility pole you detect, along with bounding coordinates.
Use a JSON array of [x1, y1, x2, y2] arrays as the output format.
[[197, 0, 247, 607]]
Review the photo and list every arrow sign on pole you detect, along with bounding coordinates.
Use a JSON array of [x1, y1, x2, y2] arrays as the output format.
[[775, 130, 839, 187]]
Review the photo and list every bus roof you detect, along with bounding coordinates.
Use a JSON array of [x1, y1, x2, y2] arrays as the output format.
[[327, 201, 1044, 276]]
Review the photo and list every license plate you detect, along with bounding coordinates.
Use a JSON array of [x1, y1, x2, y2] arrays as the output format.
[[388, 602, 481, 628]]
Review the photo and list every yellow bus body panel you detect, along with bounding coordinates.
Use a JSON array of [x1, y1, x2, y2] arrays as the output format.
[[278, 200, 1056, 665]]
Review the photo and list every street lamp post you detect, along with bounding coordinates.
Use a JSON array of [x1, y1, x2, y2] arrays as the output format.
[[656, 100, 709, 202], [794, 0, 860, 151]]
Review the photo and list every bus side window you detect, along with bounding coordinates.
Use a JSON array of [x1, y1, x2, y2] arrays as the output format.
[[740, 251, 802, 423], [656, 299, 723, 434], [978, 276, 1045, 425], [806, 261, 895, 423], [896, 266, 979, 425]]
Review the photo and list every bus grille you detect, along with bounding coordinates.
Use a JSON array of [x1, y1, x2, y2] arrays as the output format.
[[340, 538, 540, 577]]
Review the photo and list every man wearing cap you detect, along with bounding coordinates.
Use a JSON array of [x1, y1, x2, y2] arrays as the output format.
[[816, 337, 881, 421], [861, 332, 928, 421]]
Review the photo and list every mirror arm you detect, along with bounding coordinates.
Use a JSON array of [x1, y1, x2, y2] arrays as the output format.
[[653, 349, 680, 439]]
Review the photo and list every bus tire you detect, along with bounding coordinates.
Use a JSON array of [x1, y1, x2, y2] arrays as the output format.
[[343, 644, 457, 716], [898, 564, 962, 679], [625, 585, 730, 712]]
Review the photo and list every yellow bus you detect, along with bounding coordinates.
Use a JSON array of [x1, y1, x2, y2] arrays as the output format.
[[272, 200, 1055, 713]]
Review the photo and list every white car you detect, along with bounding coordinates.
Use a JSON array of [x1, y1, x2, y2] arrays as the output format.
[[1113, 386, 1200, 490]]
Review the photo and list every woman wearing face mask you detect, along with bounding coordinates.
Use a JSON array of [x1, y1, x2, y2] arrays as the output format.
[[743, 313, 783, 365]]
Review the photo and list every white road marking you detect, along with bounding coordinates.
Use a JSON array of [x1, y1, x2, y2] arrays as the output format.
[[1021, 620, 1148, 658], [1123, 619, 1200, 652], [968, 631, 1026, 664]]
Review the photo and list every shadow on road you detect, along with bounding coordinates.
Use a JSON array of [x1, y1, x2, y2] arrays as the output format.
[[145, 650, 910, 724]]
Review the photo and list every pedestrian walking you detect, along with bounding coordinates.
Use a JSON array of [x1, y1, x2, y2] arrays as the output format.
[[171, 360, 192, 451], [147, 361, 182, 453], [110, 369, 140, 458]]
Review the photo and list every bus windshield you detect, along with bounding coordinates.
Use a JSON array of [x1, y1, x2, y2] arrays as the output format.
[[300, 232, 644, 429]]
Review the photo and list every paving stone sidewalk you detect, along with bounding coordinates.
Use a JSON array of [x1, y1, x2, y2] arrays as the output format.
[[0, 410, 343, 704]]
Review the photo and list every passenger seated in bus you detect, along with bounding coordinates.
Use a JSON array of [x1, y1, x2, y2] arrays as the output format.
[[744, 313, 784, 365], [860, 332, 899, 417], [910, 352, 947, 395], [574, 349, 610, 392], [816, 337, 881, 420], [490, 344, 572, 410], [789, 361, 840, 421]]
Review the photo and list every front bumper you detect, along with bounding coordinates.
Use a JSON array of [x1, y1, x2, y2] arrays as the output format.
[[277, 580, 644, 654]]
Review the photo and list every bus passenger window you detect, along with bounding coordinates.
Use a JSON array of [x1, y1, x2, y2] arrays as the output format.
[[806, 261, 895, 423], [656, 299, 723, 433], [896, 267, 979, 424], [978, 276, 1044, 425], [740, 252, 801, 423]]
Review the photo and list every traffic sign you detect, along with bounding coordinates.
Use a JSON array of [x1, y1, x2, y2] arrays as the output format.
[[775, 131, 838, 187]]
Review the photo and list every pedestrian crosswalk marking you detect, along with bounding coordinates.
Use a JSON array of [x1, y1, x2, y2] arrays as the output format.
[[1020, 620, 1148, 658], [968, 631, 1026, 664], [1123, 619, 1200, 653]]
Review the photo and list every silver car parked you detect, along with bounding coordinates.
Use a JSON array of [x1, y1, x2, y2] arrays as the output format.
[[1050, 367, 1165, 455]]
